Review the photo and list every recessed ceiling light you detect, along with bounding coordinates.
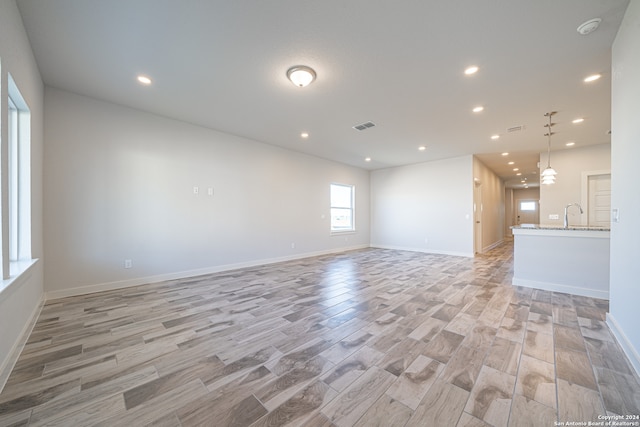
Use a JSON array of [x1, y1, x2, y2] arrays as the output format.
[[491, 134, 500, 140], [137, 75, 152, 85], [365, 157, 371, 162], [577, 18, 601, 35], [464, 66, 479, 75], [566, 142, 575, 146], [300, 132, 309, 138], [516, 173, 522, 176], [584, 74, 601, 83], [572, 118, 584, 124], [513, 168, 519, 171], [508, 161, 515, 165], [472, 106, 484, 113], [502, 152, 509, 156], [418, 146, 427, 151]]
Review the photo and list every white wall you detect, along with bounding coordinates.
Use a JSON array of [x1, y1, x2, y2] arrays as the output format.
[[44, 88, 370, 297], [0, 0, 45, 390], [473, 157, 505, 252], [539, 143, 610, 226], [609, 0, 640, 376], [370, 156, 474, 257]]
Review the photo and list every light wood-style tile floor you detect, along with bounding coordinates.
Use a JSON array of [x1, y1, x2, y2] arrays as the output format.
[[1, 241, 639, 426]]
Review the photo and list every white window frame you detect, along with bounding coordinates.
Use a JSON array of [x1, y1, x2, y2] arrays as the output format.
[[519, 201, 536, 211], [330, 183, 355, 233], [2, 74, 33, 281]]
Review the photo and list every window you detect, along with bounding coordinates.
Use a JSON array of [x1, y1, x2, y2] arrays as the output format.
[[520, 201, 536, 211], [3, 75, 32, 280], [330, 183, 354, 232]]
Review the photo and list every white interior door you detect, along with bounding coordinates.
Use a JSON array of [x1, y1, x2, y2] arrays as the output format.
[[516, 199, 539, 225], [588, 174, 611, 227]]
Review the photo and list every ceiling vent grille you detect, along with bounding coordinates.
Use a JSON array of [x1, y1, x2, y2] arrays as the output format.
[[353, 121, 376, 131], [506, 125, 525, 133]]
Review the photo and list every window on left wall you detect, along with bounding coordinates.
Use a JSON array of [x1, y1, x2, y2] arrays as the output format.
[[3, 74, 32, 280]]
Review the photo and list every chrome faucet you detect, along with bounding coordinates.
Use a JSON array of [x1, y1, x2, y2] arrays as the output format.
[[564, 203, 583, 228]]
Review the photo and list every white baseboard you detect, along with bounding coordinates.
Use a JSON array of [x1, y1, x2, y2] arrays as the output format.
[[369, 243, 473, 258], [512, 277, 609, 300], [0, 294, 45, 393], [482, 239, 504, 253], [607, 313, 640, 378], [46, 245, 370, 300]]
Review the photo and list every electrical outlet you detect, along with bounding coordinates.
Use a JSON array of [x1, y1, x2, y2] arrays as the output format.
[[193, 186, 199, 195], [124, 259, 132, 269], [208, 187, 214, 196], [549, 214, 559, 220], [291, 243, 295, 249]]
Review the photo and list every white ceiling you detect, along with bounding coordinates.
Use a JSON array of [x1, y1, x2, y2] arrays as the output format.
[[17, 0, 628, 188]]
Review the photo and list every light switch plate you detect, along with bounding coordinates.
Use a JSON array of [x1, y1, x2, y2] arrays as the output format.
[[612, 208, 620, 223]]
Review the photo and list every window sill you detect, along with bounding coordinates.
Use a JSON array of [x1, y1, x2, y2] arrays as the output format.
[[331, 230, 356, 236], [0, 259, 39, 303]]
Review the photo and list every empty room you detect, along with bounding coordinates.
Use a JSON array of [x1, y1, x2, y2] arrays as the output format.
[[1, 1, 639, 426]]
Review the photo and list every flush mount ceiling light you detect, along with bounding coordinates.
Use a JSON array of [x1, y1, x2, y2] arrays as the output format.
[[472, 106, 484, 113], [364, 157, 372, 162], [491, 134, 500, 140], [287, 65, 316, 87], [577, 18, 601, 35], [418, 146, 427, 151], [300, 132, 309, 139], [541, 111, 558, 185]]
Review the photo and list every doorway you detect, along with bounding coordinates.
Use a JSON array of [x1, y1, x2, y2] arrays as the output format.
[[515, 199, 539, 225], [474, 182, 482, 254]]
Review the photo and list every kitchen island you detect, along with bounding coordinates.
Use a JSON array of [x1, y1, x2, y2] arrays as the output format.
[[511, 224, 610, 299]]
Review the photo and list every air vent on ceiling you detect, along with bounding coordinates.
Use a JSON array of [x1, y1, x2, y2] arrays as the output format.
[[506, 125, 525, 133], [353, 121, 376, 131]]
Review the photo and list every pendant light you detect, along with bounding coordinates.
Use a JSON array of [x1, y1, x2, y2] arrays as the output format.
[[541, 112, 557, 185]]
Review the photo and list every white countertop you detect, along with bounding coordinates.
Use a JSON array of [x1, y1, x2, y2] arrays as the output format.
[[512, 224, 610, 231], [511, 224, 610, 239]]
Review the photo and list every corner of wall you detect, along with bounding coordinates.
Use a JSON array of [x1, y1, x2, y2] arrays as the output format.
[[0, 292, 44, 393]]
